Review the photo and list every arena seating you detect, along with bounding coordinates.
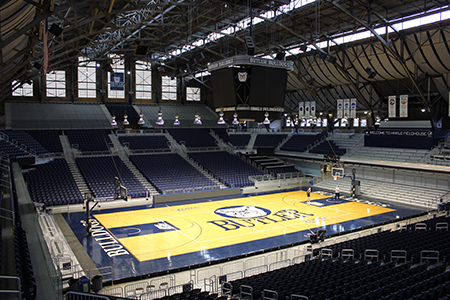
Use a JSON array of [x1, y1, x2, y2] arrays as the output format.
[[188, 151, 264, 187], [26, 130, 64, 153], [224, 256, 450, 300], [14, 225, 36, 300], [211, 128, 230, 143], [129, 153, 219, 194], [313, 218, 450, 264], [118, 135, 170, 151], [65, 129, 112, 153], [105, 104, 140, 123], [2, 131, 50, 155], [11, 171, 36, 300], [24, 158, 84, 206], [0, 139, 30, 159], [168, 128, 218, 148], [76, 156, 148, 198], [348, 146, 429, 162], [266, 166, 298, 176], [253, 134, 287, 148], [228, 134, 251, 149], [279, 133, 324, 152], [309, 140, 346, 156]]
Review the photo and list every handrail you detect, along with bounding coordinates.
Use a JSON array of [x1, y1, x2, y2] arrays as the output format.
[[0, 276, 22, 300], [65, 291, 109, 300]]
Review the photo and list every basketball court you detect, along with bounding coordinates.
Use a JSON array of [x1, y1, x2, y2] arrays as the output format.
[[59, 189, 423, 282]]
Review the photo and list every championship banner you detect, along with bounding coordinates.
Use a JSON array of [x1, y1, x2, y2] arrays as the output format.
[[350, 98, 357, 118], [305, 101, 310, 118], [43, 19, 49, 74], [310, 101, 316, 117], [110, 73, 124, 90], [400, 95, 408, 117], [388, 95, 396, 118], [336, 99, 343, 119], [343, 99, 350, 118], [298, 102, 304, 117]]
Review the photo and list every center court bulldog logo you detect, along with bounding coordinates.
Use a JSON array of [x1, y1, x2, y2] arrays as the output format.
[[214, 205, 271, 219]]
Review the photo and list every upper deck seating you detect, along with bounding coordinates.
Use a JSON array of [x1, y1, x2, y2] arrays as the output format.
[[188, 151, 264, 187], [279, 133, 324, 152], [26, 130, 63, 153], [129, 153, 219, 194], [253, 134, 287, 148], [65, 129, 112, 152], [119, 135, 170, 151], [3, 131, 49, 155], [168, 128, 217, 148]]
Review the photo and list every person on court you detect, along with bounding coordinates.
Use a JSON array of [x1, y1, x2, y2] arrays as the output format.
[[306, 187, 311, 205], [306, 188, 311, 205], [335, 185, 340, 200]]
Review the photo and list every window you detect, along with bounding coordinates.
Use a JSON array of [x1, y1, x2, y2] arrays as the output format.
[[46, 70, 66, 98], [136, 61, 152, 100], [108, 54, 125, 99], [186, 87, 200, 101], [78, 57, 96, 98], [12, 80, 33, 97], [161, 76, 177, 101]]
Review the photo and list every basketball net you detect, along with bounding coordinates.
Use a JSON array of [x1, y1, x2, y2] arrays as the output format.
[[333, 175, 338, 181]]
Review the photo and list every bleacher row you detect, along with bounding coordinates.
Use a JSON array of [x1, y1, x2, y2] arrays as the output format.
[[0, 129, 443, 209], [215, 217, 450, 300], [2, 158, 37, 300], [223, 258, 450, 300], [0, 129, 441, 163]]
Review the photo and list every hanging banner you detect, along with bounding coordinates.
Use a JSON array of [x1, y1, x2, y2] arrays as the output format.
[[400, 95, 408, 117], [42, 18, 49, 74], [336, 99, 343, 119], [110, 73, 124, 90], [388, 95, 396, 118], [305, 101, 310, 118], [350, 98, 357, 118], [343, 99, 350, 118], [298, 102, 304, 117], [310, 101, 316, 117]]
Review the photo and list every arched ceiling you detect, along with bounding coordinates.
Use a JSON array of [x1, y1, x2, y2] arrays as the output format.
[[1, 0, 450, 125]]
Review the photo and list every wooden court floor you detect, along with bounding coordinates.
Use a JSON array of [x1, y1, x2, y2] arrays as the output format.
[[61, 189, 423, 281]]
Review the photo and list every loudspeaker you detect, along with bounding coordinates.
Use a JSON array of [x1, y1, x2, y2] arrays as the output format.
[[244, 36, 255, 56], [49, 24, 63, 36], [135, 44, 149, 56], [275, 52, 285, 60]]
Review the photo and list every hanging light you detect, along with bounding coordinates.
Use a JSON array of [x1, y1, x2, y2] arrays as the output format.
[[217, 111, 226, 125], [111, 115, 117, 126], [123, 114, 129, 125], [156, 110, 164, 125], [193, 113, 202, 125], [263, 112, 270, 125], [138, 113, 145, 125], [173, 113, 180, 125], [232, 112, 239, 125]]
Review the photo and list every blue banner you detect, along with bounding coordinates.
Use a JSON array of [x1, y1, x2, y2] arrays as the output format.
[[110, 73, 124, 90]]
